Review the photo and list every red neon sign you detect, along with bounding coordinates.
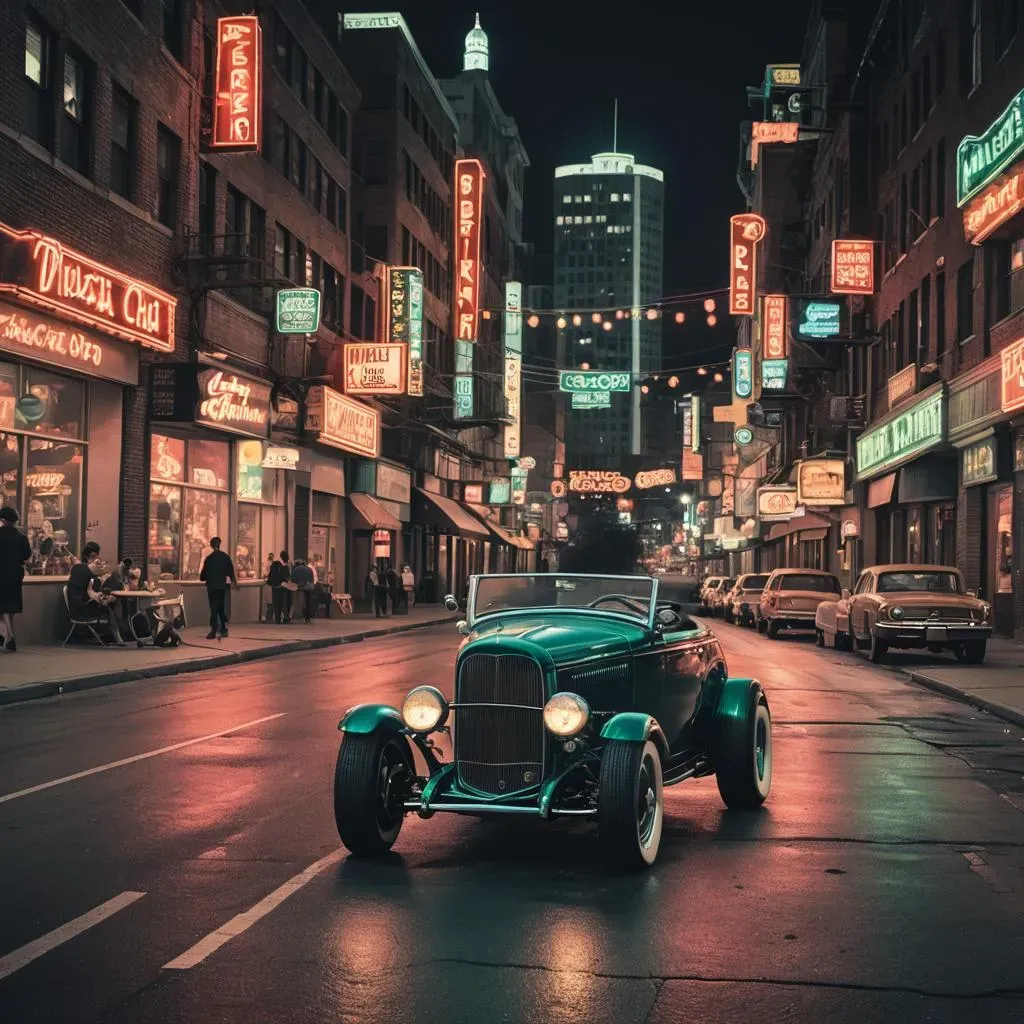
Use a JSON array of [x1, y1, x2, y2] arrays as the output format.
[[750, 121, 799, 166], [729, 213, 766, 316], [454, 158, 485, 343], [212, 16, 263, 151], [762, 294, 788, 359], [963, 163, 1024, 245], [0, 221, 175, 351], [830, 239, 875, 295]]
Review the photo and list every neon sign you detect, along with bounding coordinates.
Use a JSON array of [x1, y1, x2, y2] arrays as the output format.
[[761, 358, 789, 390], [762, 294, 787, 359], [559, 371, 631, 393], [454, 158, 485, 342], [750, 122, 799, 166], [0, 221, 175, 351], [733, 349, 753, 400], [567, 471, 631, 493], [343, 343, 407, 395], [305, 385, 380, 458], [792, 298, 841, 341], [831, 239, 875, 294], [212, 16, 263, 151], [634, 468, 676, 489], [385, 267, 424, 395], [957, 89, 1024, 207], [963, 163, 1024, 245], [1001, 337, 1024, 414], [275, 288, 320, 333], [197, 369, 270, 436], [504, 356, 521, 458], [729, 214, 765, 316]]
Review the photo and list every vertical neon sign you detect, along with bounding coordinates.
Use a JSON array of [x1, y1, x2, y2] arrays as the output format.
[[729, 213, 766, 316], [761, 294, 788, 359], [212, 16, 263, 151], [454, 159, 485, 343]]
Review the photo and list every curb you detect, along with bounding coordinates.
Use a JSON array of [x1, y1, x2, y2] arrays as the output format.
[[0, 616, 457, 708], [900, 668, 1024, 731]]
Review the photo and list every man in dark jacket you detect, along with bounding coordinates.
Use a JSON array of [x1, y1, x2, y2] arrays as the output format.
[[290, 558, 315, 623], [266, 551, 291, 623], [199, 537, 236, 639]]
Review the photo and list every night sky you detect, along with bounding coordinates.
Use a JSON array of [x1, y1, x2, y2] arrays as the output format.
[[401, 1, 813, 369]]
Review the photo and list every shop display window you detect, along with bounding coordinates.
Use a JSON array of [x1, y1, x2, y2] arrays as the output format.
[[234, 440, 284, 580], [311, 492, 341, 587], [907, 506, 923, 564]]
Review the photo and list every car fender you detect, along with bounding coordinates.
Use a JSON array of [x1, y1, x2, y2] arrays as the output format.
[[714, 676, 766, 724], [600, 712, 670, 761], [338, 703, 405, 734]]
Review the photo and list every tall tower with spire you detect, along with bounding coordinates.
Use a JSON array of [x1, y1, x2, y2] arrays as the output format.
[[463, 13, 489, 71]]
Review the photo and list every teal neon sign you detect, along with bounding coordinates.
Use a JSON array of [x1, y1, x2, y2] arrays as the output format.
[[957, 89, 1024, 207], [856, 389, 945, 478]]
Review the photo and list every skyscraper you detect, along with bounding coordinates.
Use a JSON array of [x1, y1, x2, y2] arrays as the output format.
[[553, 151, 664, 468]]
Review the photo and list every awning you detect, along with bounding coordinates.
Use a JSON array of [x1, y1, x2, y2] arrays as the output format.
[[413, 488, 489, 539], [767, 513, 831, 542], [349, 492, 402, 531], [466, 505, 534, 548], [866, 472, 897, 509]]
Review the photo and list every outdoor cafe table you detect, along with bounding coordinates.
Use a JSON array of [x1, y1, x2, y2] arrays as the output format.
[[108, 590, 169, 646]]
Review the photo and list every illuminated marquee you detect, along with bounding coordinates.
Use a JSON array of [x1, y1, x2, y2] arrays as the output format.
[[963, 163, 1024, 245], [729, 214, 766, 316], [343, 343, 407, 395], [567, 471, 631, 493], [454, 158, 485, 342], [957, 88, 1024, 206], [0, 221, 175, 351], [762, 294, 787, 360], [634, 468, 676, 489], [750, 121, 799, 166], [831, 240, 875, 295], [305, 385, 380, 458], [212, 16, 263, 151], [196, 368, 271, 438]]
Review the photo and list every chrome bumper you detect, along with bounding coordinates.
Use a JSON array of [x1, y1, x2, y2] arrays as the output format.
[[875, 621, 991, 641], [405, 801, 595, 818]]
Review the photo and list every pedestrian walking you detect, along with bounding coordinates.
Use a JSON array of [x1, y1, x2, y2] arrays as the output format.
[[368, 564, 388, 618], [0, 507, 32, 652], [386, 561, 402, 615], [266, 550, 291, 623], [291, 558, 316, 623], [401, 563, 415, 610], [199, 537, 236, 639]]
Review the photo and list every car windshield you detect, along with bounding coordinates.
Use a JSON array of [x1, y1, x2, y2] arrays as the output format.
[[877, 571, 962, 594], [742, 575, 769, 590], [472, 574, 656, 623], [781, 574, 841, 593]]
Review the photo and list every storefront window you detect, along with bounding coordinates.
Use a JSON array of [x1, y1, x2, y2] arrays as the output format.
[[234, 440, 284, 580], [931, 504, 956, 566], [188, 439, 229, 489], [994, 486, 1013, 595], [907, 506, 923, 563], [311, 492, 340, 587], [0, 433, 18, 511], [23, 369, 85, 438], [148, 482, 182, 579]]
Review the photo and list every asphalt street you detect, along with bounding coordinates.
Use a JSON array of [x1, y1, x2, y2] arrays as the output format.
[[1, 617, 1023, 1023]]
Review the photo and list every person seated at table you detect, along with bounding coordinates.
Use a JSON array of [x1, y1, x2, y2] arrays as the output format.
[[68, 542, 125, 646]]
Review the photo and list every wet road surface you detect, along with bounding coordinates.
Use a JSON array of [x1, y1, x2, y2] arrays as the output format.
[[1, 618, 1023, 1023]]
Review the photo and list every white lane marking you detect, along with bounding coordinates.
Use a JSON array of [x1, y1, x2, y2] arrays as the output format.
[[163, 849, 344, 970], [0, 713, 287, 804], [0, 891, 145, 981]]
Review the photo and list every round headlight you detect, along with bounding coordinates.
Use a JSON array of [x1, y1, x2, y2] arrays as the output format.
[[889, 606, 904, 619], [543, 692, 590, 737], [401, 686, 448, 732]]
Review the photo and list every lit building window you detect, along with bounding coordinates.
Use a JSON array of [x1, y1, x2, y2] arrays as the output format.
[[611, 193, 620, 201], [562, 195, 571, 204], [607, 225, 614, 233], [556, 215, 564, 225], [574, 195, 582, 202], [574, 216, 582, 224], [623, 193, 632, 201], [584, 194, 592, 202], [584, 215, 592, 223]]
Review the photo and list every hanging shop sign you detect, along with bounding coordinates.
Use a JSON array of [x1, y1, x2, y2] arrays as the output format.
[[734, 426, 754, 446], [856, 387, 945, 479], [572, 391, 611, 409], [762, 294, 788, 359], [761, 358, 789, 390], [568, 470, 631, 493], [682, 449, 703, 481], [275, 287, 321, 334], [691, 394, 701, 452], [372, 529, 391, 558], [343, 343, 407, 395], [560, 370, 630, 393], [961, 436, 997, 486], [453, 373, 473, 419], [489, 477, 511, 505], [0, 221, 176, 351], [212, 15, 263, 151], [383, 266, 424, 395], [504, 281, 523, 357], [0, 301, 139, 385], [888, 363, 918, 407], [504, 356, 522, 458], [733, 348, 753, 399], [830, 239, 875, 295], [729, 213, 766, 316], [963, 162, 1024, 245], [757, 486, 798, 522], [634, 468, 676, 489], [517, 456, 536, 471], [463, 483, 484, 504], [511, 467, 528, 505], [305, 385, 380, 458], [750, 121, 799, 167], [957, 88, 1024, 207], [550, 479, 567, 498], [791, 297, 841, 341], [262, 445, 300, 470], [1001, 336, 1024, 414], [197, 368, 271, 437], [681, 398, 693, 450], [796, 458, 846, 506], [767, 64, 801, 87], [454, 158, 485, 342]]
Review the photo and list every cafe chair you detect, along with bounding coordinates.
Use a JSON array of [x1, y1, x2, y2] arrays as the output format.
[[61, 586, 109, 647], [333, 593, 353, 615]]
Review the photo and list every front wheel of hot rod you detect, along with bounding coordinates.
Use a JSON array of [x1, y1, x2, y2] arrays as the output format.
[[598, 739, 664, 870], [333, 732, 413, 856], [714, 681, 772, 810]]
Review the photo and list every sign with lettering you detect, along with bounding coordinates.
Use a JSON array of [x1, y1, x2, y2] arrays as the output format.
[[560, 371, 631, 393], [762, 358, 788, 390], [572, 391, 611, 409], [568, 470, 631, 493], [733, 348, 753, 399], [682, 449, 703, 481], [454, 158, 485, 342], [262, 445, 300, 470], [343, 343, 407, 395], [489, 477, 511, 504], [1001, 336, 1024, 414], [634, 468, 676, 489], [762, 294, 788, 359], [504, 356, 521, 458], [376, 462, 412, 505], [750, 121, 799, 166], [398, 267, 425, 395], [734, 426, 754, 446], [0, 221, 176, 351], [888, 363, 918, 407], [831, 239, 875, 295], [212, 16, 263, 151], [963, 162, 1024, 245], [757, 486, 798, 522], [453, 373, 473, 419], [792, 297, 841, 341], [275, 288, 320, 333], [196, 368, 271, 438], [0, 301, 139, 385], [957, 88, 1024, 206], [342, 13, 403, 29], [856, 388, 945, 479], [305, 385, 380, 458], [511, 467, 527, 505], [796, 458, 846, 505], [729, 213, 766, 316], [768, 64, 801, 87], [961, 436, 997, 486], [463, 483, 484, 504]]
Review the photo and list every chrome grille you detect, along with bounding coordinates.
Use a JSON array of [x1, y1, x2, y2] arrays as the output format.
[[904, 607, 974, 621], [559, 661, 631, 711], [455, 653, 545, 796]]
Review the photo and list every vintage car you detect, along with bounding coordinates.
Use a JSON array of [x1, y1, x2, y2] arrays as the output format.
[[724, 573, 769, 626], [757, 568, 842, 637], [707, 577, 736, 618], [696, 576, 725, 613], [333, 574, 772, 870], [814, 564, 992, 664]]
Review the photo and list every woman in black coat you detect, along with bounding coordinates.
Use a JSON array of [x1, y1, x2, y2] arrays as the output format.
[[0, 507, 32, 652]]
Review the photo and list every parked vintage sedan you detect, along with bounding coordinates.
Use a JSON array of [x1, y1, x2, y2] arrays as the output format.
[[758, 568, 842, 637], [697, 576, 725, 613], [724, 573, 770, 626], [333, 574, 772, 870], [815, 564, 992, 664]]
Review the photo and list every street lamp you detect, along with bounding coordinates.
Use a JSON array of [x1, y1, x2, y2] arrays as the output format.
[[679, 493, 692, 504]]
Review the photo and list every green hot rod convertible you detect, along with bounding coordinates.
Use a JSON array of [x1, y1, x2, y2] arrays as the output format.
[[333, 574, 772, 869]]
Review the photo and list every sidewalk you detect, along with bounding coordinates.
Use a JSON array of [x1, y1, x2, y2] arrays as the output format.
[[0, 607, 457, 707], [895, 636, 1024, 729]]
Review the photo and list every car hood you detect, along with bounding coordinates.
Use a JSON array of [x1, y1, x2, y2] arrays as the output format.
[[464, 613, 649, 666]]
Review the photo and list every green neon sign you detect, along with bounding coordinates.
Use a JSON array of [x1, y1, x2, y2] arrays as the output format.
[[560, 371, 630, 393], [275, 288, 321, 333], [733, 349, 753, 400], [957, 89, 1024, 207], [572, 391, 611, 409], [735, 426, 754, 446], [856, 389, 945, 478]]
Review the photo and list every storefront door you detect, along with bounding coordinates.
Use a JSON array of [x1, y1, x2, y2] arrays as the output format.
[[989, 484, 1014, 636]]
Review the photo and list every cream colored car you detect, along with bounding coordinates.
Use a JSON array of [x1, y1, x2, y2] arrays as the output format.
[[758, 568, 842, 638]]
